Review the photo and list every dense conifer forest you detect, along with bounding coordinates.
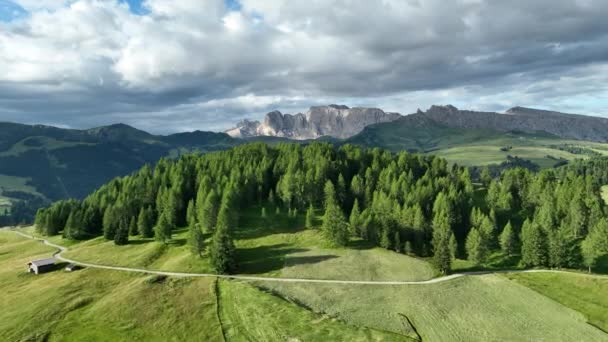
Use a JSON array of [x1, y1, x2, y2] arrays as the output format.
[[35, 143, 608, 274]]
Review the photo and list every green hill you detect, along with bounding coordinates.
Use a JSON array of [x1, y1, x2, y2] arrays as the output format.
[[0, 122, 240, 224], [347, 114, 608, 168]]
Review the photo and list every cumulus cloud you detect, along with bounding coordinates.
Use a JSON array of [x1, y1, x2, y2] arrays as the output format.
[[0, 0, 607, 133]]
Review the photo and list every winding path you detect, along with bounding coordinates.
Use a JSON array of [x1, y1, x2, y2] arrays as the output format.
[[8, 229, 608, 285]]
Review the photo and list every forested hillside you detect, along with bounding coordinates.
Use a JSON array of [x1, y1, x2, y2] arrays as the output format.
[[35, 143, 608, 274]]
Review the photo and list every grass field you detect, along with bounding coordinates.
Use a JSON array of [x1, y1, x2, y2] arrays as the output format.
[[29, 206, 435, 282], [0, 230, 404, 341], [507, 272, 608, 332], [219, 280, 402, 341], [258, 274, 607, 341]]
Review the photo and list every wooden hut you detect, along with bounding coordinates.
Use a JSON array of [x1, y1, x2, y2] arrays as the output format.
[[27, 258, 55, 274]]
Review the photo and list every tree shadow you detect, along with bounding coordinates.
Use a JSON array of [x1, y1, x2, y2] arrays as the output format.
[[283, 254, 338, 267], [127, 239, 154, 245], [347, 238, 375, 251], [237, 243, 315, 274], [168, 238, 187, 247]]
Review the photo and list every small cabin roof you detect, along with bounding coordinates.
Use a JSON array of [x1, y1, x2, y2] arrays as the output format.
[[29, 258, 55, 267]]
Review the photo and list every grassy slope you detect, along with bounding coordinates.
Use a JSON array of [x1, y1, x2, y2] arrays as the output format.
[[0, 231, 404, 341], [41, 206, 435, 281], [507, 272, 608, 332], [220, 280, 404, 341], [348, 119, 607, 169], [258, 274, 607, 342], [0, 231, 223, 341]]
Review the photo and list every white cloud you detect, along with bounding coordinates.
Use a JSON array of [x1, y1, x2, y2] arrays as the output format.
[[0, 0, 607, 132]]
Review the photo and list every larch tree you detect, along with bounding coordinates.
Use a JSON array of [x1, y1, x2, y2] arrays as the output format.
[[137, 206, 154, 238], [465, 228, 484, 264], [128, 216, 138, 236], [305, 204, 315, 228], [520, 219, 546, 267], [154, 209, 173, 244], [321, 180, 349, 246], [209, 201, 237, 274], [499, 221, 517, 256], [114, 219, 129, 245], [200, 190, 219, 233], [581, 219, 608, 273]]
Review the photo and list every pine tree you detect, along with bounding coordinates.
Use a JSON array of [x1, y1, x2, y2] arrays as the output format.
[[432, 212, 453, 274], [548, 226, 568, 269], [186, 199, 197, 229], [128, 216, 138, 236], [189, 224, 205, 257], [154, 209, 173, 244], [520, 219, 546, 267], [322, 180, 349, 246], [349, 199, 361, 236], [581, 219, 608, 273], [480, 166, 492, 187], [209, 219, 237, 274], [465, 228, 487, 264], [449, 233, 458, 259], [380, 227, 391, 249], [114, 220, 129, 245], [200, 190, 219, 233], [305, 204, 314, 228], [499, 221, 516, 256], [394, 231, 402, 253], [103, 206, 118, 240], [137, 206, 154, 238]]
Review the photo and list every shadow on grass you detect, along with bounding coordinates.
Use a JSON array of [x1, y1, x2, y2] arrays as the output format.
[[237, 243, 332, 274], [454, 253, 522, 273], [347, 238, 375, 251], [127, 239, 154, 245]]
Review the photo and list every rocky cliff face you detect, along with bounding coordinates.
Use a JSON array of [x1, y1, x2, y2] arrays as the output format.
[[419, 105, 608, 142], [226, 105, 402, 140]]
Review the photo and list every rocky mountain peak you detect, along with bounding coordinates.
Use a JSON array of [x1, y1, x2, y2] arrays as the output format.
[[226, 105, 401, 140]]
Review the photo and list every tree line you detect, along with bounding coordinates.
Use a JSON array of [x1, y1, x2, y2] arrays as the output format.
[[35, 143, 608, 274]]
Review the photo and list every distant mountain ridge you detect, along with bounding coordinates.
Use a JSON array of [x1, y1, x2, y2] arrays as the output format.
[[226, 105, 401, 140], [418, 105, 608, 142], [228, 104, 608, 143]]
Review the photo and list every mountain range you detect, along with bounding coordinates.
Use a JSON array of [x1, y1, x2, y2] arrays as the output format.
[[228, 104, 608, 142], [1, 104, 607, 224], [226, 104, 401, 140]]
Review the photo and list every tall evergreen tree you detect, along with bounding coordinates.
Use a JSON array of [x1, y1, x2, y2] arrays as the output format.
[[432, 212, 453, 274], [499, 221, 517, 256], [322, 180, 349, 246], [154, 209, 173, 244], [581, 219, 608, 273], [465, 228, 487, 264], [186, 199, 197, 229], [199, 190, 219, 233], [114, 220, 129, 245], [128, 216, 138, 236], [349, 199, 361, 236], [305, 204, 315, 228], [189, 224, 205, 257], [103, 206, 118, 240], [137, 206, 155, 238], [520, 219, 546, 267], [209, 218, 237, 274]]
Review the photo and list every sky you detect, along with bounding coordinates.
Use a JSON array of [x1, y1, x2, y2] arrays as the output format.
[[0, 0, 607, 133]]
